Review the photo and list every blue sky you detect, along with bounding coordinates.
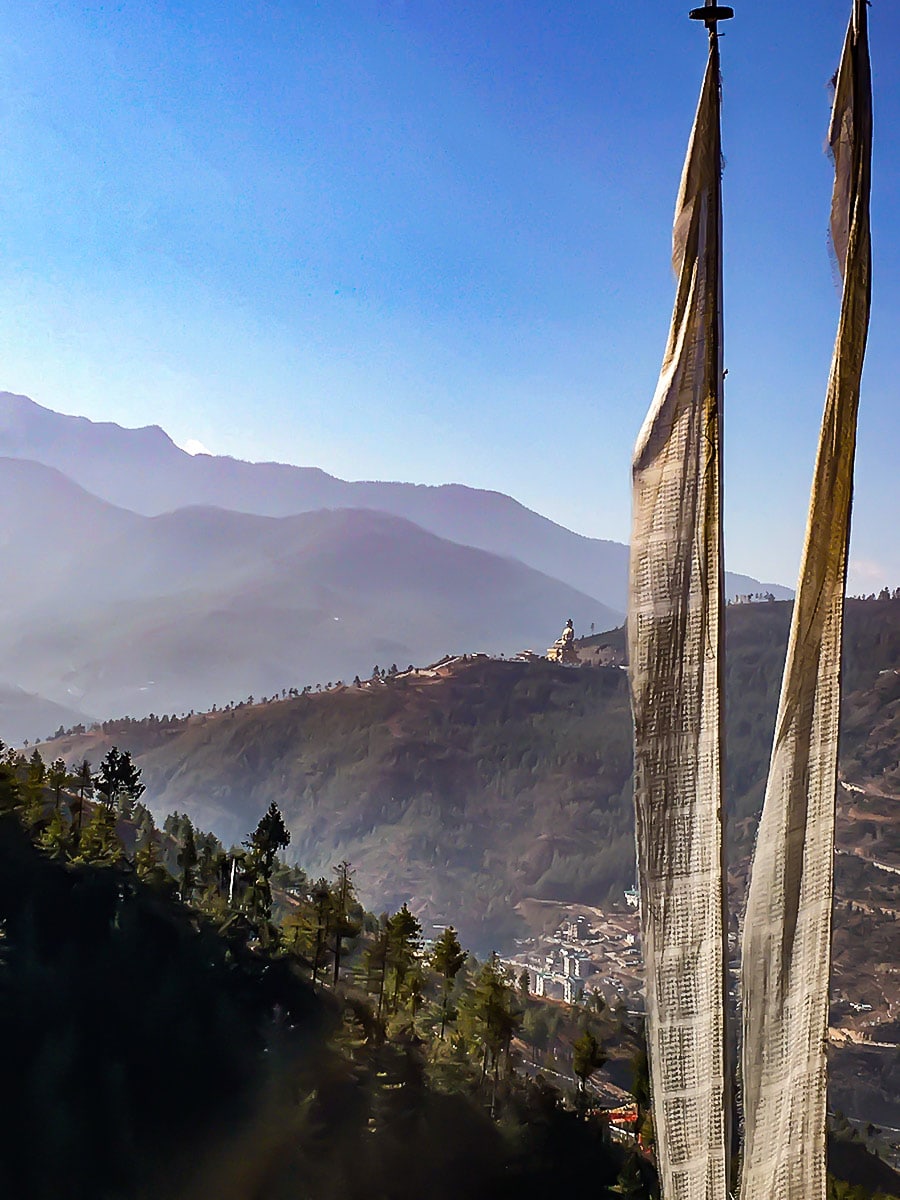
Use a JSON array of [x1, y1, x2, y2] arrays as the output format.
[[0, 1, 897, 591]]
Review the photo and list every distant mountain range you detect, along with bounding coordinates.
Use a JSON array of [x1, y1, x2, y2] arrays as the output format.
[[0, 391, 790, 735]]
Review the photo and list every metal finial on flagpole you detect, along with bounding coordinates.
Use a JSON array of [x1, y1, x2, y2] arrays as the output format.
[[689, 3, 734, 33]]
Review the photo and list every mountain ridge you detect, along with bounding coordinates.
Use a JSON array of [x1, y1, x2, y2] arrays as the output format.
[[0, 456, 620, 726], [0, 391, 791, 610], [32, 600, 899, 950]]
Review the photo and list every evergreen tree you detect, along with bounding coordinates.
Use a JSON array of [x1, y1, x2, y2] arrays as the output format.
[[94, 747, 144, 815], [572, 1028, 606, 1099], [48, 758, 68, 812], [177, 820, 198, 902], [310, 877, 333, 988], [68, 759, 91, 845], [195, 831, 222, 895], [0, 754, 21, 816], [23, 749, 46, 825], [363, 915, 390, 1020], [131, 801, 156, 842], [244, 802, 290, 929], [331, 859, 358, 986], [163, 811, 180, 838], [403, 966, 426, 1032], [38, 806, 70, 859], [522, 1004, 553, 1066], [431, 925, 466, 1038], [247, 801, 290, 876], [386, 903, 422, 1011], [134, 824, 166, 887], [462, 953, 521, 1088], [77, 804, 123, 865]]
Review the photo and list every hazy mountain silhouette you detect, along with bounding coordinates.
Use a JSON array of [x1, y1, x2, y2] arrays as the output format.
[[0, 683, 91, 746], [0, 457, 619, 729], [0, 392, 791, 611]]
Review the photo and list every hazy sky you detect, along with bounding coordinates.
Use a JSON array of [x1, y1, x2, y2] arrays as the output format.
[[0, 1, 896, 591]]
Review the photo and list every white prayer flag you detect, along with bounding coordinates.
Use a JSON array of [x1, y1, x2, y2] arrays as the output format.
[[740, 4, 872, 1197], [628, 46, 730, 1200]]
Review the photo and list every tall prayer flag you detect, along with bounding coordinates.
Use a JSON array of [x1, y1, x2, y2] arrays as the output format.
[[628, 35, 730, 1200], [740, 4, 872, 1197]]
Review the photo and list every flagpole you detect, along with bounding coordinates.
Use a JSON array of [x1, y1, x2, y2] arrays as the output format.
[[687, 4, 734, 1190], [696, 9, 734, 1190], [627, 3, 735, 1195]]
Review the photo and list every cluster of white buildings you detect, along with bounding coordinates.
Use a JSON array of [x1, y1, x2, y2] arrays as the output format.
[[503, 907, 644, 1008]]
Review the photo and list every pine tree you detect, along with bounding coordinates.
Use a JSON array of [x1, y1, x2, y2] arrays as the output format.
[[67, 759, 92, 847], [431, 925, 466, 1038], [363, 916, 390, 1020], [247, 802, 290, 876], [386, 903, 422, 1012], [48, 758, 68, 812], [572, 1028, 607, 1101], [241, 803, 291, 930], [23, 749, 46, 826], [134, 825, 166, 886], [38, 807, 70, 859], [195, 832, 222, 895], [403, 967, 426, 1032], [94, 747, 144, 815], [462, 953, 521, 1088], [0, 754, 21, 816], [522, 1004, 553, 1065], [331, 860, 358, 986], [310, 878, 333, 989], [177, 821, 198, 902], [77, 804, 123, 864]]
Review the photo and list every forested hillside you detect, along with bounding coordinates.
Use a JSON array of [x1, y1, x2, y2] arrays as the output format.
[[0, 752, 652, 1200], [40, 659, 635, 948], [33, 598, 900, 954], [0, 745, 894, 1200]]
